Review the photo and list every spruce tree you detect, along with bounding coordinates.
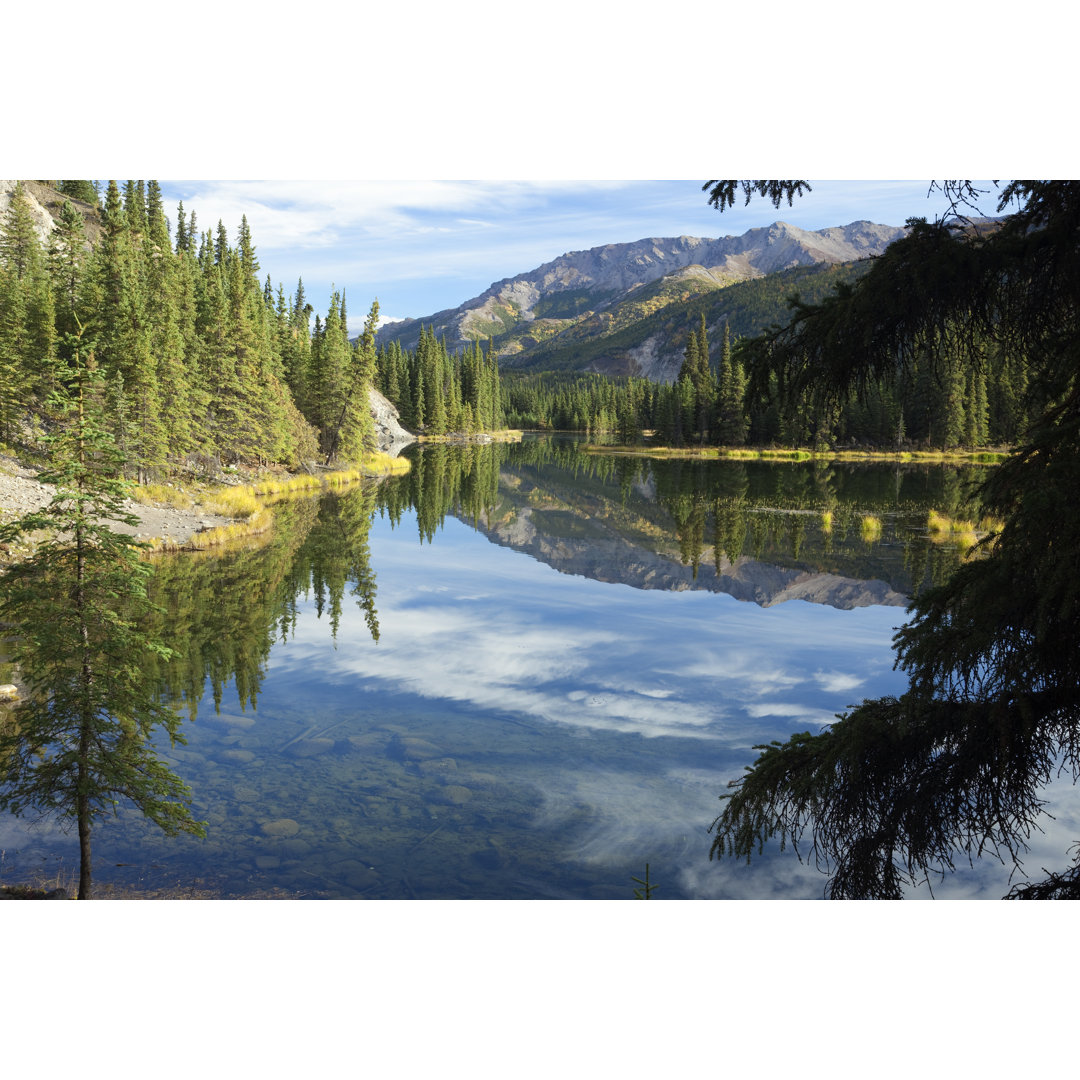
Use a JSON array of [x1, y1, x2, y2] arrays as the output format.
[[0, 328, 206, 898], [708, 180, 1080, 898], [331, 300, 379, 462], [716, 323, 748, 445], [0, 182, 56, 422], [57, 181, 99, 206]]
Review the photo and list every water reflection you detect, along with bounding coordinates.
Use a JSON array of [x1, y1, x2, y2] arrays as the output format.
[[4, 438, 1031, 900], [395, 438, 994, 608]]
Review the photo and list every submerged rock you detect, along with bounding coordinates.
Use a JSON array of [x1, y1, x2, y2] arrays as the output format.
[[260, 818, 301, 838], [440, 785, 473, 805], [220, 748, 256, 763], [399, 736, 443, 761]]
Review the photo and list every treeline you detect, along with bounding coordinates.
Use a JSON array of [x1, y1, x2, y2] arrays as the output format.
[[375, 328, 506, 434], [502, 311, 1032, 450], [0, 180, 378, 477]]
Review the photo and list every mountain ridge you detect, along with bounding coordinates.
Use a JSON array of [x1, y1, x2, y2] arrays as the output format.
[[376, 220, 908, 374]]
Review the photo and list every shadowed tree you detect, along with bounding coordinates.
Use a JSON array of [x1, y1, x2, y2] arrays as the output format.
[[0, 326, 206, 898], [707, 180, 1080, 898]]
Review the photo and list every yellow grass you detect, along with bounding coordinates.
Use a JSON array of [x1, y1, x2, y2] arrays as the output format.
[[821, 510, 833, 533], [417, 430, 523, 444], [927, 508, 994, 545], [362, 451, 412, 474], [137, 454, 411, 555], [130, 483, 195, 509], [582, 444, 1009, 465], [251, 475, 324, 497], [860, 515, 883, 542], [188, 508, 273, 549], [204, 487, 261, 520], [927, 509, 950, 534]]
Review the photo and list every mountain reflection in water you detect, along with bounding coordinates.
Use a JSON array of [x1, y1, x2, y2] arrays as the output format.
[[6, 437, 1043, 900]]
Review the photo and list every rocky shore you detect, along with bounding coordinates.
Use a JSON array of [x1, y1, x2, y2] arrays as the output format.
[[0, 455, 237, 548]]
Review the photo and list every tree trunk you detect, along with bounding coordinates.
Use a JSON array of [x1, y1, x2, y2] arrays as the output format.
[[74, 478, 93, 900], [77, 768, 92, 900]]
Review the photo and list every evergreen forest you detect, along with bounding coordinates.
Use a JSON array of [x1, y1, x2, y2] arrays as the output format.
[[496, 306, 1028, 450], [0, 180, 379, 477]]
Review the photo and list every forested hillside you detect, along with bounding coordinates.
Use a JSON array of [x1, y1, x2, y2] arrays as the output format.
[[0, 180, 379, 478], [498, 301, 1029, 451], [517, 260, 871, 377]]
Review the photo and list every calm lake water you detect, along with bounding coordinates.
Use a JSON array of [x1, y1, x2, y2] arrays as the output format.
[[4, 437, 1076, 898]]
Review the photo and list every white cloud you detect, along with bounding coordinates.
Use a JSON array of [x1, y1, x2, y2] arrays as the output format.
[[745, 703, 840, 726], [813, 669, 866, 694], [163, 180, 633, 252]]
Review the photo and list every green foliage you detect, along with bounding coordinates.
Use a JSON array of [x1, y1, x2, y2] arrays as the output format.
[[0, 179, 381, 475], [709, 180, 1080, 898], [57, 181, 99, 206], [0, 332, 205, 899], [532, 288, 615, 320], [702, 180, 813, 211], [375, 328, 506, 436]]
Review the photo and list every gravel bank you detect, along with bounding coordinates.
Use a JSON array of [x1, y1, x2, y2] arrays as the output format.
[[0, 455, 233, 548]]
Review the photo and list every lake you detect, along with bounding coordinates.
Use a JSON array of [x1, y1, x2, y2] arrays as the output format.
[[4, 437, 1075, 898]]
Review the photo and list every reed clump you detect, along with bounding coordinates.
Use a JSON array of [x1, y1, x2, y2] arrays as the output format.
[[204, 487, 261, 520], [250, 474, 324, 498], [926, 509, 984, 544]]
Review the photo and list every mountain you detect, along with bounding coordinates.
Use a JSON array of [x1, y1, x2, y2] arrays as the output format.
[[376, 220, 907, 379]]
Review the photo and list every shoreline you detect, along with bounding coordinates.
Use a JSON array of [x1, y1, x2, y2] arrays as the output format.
[[0, 452, 411, 562], [578, 443, 1009, 464]]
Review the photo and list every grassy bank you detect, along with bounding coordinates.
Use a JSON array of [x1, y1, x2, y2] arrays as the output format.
[[581, 444, 1009, 465], [136, 452, 410, 554], [415, 430, 524, 444]]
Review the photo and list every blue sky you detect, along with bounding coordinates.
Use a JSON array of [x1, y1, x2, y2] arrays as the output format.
[[158, 180, 1009, 333]]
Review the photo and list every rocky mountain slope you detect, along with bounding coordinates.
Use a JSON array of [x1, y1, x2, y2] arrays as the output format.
[[0, 180, 102, 245], [377, 220, 907, 377]]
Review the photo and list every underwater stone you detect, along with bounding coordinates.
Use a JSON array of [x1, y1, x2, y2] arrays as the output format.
[[260, 818, 301, 837]]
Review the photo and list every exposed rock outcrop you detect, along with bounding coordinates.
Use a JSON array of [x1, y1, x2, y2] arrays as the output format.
[[368, 387, 414, 455], [0, 180, 102, 245]]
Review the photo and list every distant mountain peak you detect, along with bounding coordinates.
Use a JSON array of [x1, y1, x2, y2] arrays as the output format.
[[376, 219, 907, 366]]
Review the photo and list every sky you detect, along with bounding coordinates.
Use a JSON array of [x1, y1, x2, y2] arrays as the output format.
[[157, 179, 1010, 333]]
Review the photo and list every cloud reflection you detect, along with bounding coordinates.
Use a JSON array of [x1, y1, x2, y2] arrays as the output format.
[[260, 511, 943, 898], [274, 513, 909, 748]]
